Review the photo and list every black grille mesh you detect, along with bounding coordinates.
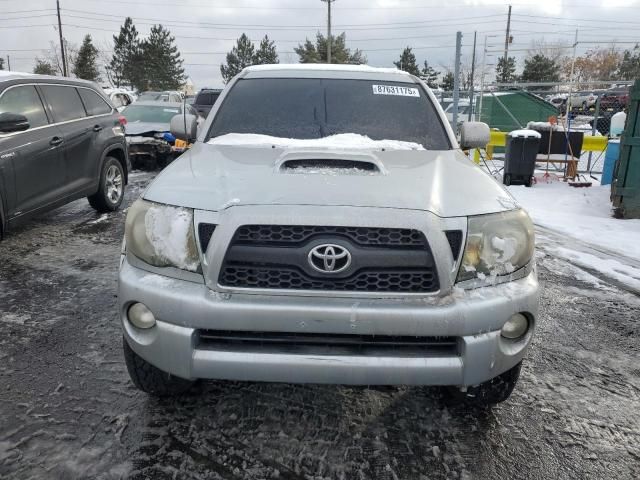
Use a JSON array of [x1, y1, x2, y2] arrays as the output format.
[[220, 266, 437, 292], [233, 225, 426, 247]]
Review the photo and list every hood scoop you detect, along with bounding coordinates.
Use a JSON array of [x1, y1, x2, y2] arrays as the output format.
[[276, 151, 386, 176]]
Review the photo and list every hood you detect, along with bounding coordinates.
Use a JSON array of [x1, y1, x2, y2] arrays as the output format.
[[125, 122, 170, 136], [143, 143, 517, 217]]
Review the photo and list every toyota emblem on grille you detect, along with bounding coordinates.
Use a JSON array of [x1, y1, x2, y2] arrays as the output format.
[[308, 244, 351, 274]]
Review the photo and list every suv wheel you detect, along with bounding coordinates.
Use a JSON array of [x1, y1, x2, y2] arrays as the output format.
[[88, 157, 124, 212], [123, 337, 195, 396], [446, 362, 522, 407]]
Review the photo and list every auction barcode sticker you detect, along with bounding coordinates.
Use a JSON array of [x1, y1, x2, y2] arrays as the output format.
[[372, 85, 420, 97]]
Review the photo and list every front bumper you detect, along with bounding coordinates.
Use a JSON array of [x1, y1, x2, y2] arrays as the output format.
[[119, 258, 539, 386]]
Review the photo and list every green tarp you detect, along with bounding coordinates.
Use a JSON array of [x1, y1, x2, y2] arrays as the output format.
[[477, 90, 559, 131]]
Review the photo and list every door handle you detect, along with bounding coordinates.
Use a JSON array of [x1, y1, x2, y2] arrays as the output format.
[[50, 136, 63, 146], [93, 125, 103, 132]]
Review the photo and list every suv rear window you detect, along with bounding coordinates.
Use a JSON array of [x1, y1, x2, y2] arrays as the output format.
[[195, 92, 219, 105], [78, 88, 112, 116], [208, 78, 450, 150], [41, 85, 87, 123]]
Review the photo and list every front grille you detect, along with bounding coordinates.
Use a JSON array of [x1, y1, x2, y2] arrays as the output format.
[[219, 225, 439, 293], [198, 330, 459, 357], [220, 266, 437, 292], [234, 225, 426, 247]]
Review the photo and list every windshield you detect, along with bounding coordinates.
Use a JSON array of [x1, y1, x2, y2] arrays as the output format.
[[208, 78, 450, 150], [122, 105, 182, 123]]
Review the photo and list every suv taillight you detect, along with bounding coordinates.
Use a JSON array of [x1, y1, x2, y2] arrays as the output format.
[[118, 115, 127, 126]]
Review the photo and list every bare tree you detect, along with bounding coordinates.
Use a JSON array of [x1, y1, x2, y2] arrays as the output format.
[[44, 40, 78, 76]]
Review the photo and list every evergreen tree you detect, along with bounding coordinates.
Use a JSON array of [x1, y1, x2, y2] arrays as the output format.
[[73, 34, 100, 81], [393, 47, 420, 76], [440, 71, 455, 91], [110, 17, 143, 88], [421, 60, 440, 88], [140, 25, 186, 90], [220, 34, 256, 84], [253, 35, 279, 65], [33, 59, 57, 75], [617, 44, 640, 80], [295, 32, 366, 64], [495, 56, 517, 83], [520, 54, 559, 88], [0, 58, 4, 70]]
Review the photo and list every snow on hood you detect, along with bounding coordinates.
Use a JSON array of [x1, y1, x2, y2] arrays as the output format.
[[207, 133, 425, 151], [143, 142, 516, 217]]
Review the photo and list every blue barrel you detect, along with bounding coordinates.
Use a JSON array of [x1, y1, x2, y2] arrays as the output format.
[[602, 140, 620, 186]]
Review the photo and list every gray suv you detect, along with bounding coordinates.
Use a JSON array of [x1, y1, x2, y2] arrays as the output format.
[[0, 73, 129, 239], [119, 65, 538, 406]]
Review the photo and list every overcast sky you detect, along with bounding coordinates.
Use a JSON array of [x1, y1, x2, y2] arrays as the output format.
[[2, 0, 639, 89]]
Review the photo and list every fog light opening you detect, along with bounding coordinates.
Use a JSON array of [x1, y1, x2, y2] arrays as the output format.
[[501, 313, 529, 339], [128, 302, 156, 329]]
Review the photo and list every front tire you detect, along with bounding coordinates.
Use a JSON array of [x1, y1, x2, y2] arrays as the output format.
[[88, 157, 124, 212], [447, 362, 522, 407], [123, 337, 195, 396]]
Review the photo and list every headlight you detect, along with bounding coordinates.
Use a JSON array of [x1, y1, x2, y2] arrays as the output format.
[[457, 209, 534, 284], [124, 199, 200, 272]]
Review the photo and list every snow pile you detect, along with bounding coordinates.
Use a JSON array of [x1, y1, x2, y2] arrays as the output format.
[[208, 133, 424, 150], [144, 205, 198, 271], [508, 182, 640, 260]]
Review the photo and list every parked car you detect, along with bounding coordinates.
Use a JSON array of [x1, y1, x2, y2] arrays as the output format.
[[104, 88, 136, 112], [568, 91, 597, 109], [122, 100, 199, 169], [191, 88, 222, 118], [137, 91, 183, 103], [444, 99, 474, 126], [599, 88, 630, 111], [0, 72, 129, 239], [119, 64, 538, 406]]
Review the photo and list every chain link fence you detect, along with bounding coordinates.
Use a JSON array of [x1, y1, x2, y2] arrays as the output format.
[[431, 82, 633, 174]]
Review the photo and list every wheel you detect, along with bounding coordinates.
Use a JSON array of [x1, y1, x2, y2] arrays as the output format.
[[88, 157, 125, 212], [525, 176, 533, 187], [123, 336, 195, 396], [446, 362, 522, 407], [503, 173, 512, 186]]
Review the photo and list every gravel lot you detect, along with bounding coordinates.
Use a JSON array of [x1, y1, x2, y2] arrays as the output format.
[[1, 171, 639, 480]]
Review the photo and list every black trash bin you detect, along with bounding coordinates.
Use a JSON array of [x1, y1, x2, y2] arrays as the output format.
[[504, 129, 541, 187]]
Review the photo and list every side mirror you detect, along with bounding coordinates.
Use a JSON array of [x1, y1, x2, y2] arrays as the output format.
[[170, 114, 198, 142], [0, 112, 29, 134], [459, 121, 490, 150]]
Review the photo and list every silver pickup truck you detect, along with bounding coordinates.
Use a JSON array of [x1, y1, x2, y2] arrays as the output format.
[[118, 64, 538, 406]]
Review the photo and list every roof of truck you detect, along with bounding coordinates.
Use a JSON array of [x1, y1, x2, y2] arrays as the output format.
[[243, 63, 410, 76]]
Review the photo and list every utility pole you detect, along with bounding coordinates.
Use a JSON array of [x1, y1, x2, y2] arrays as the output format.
[[56, 0, 67, 76], [503, 4, 512, 64], [469, 31, 477, 122], [478, 35, 488, 122], [452, 31, 462, 135], [321, 0, 336, 63]]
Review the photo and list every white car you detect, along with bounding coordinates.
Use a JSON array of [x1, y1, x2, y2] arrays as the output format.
[[104, 88, 137, 112]]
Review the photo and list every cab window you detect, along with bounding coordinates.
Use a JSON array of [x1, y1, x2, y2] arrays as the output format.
[[40, 85, 87, 123], [0, 85, 49, 130]]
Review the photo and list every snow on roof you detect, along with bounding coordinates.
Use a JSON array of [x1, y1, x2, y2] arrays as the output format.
[[243, 63, 410, 76]]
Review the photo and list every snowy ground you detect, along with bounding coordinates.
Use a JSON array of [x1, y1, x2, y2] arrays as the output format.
[[0, 172, 639, 479], [507, 177, 640, 294]]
